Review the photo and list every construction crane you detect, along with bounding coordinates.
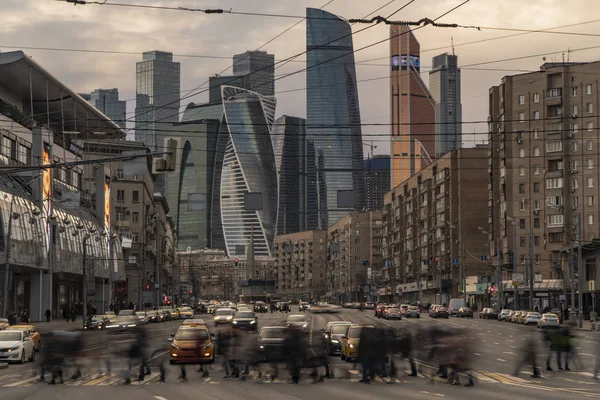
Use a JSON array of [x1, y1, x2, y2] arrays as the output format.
[[363, 141, 377, 159]]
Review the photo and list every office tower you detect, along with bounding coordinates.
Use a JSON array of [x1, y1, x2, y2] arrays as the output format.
[[232, 50, 275, 96], [135, 51, 181, 151], [306, 8, 365, 229], [364, 155, 391, 211], [390, 26, 436, 188], [165, 102, 223, 251], [219, 86, 278, 257], [272, 115, 307, 235], [208, 75, 249, 104], [87, 89, 127, 129], [429, 53, 462, 157], [488, 61, 600, 309]]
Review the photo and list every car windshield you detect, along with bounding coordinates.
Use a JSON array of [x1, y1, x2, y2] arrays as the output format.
[[106, 312, 115, 315], [135, 312, 146, 316], [260, 328, 287, 338], [180, 307, 192, 312], [348, 327, 364, 339], [287, 315, 307, 322], [115, 316, 137, 324], [387, 308, 399, 312], [216, 309, 234, 316], [175, 329, 209, 341], [461, 308, 472, 311], [332, 325, 350, 334], [0, 331, 21, 341], [409, 306, 419, 311], [236, 312, 254, 318], [528, 313, 541, 317], [400, 305, 409, 309], [543, 314, 558, 319], [119, 310, 134, 316], [91, 316, 105, 321], [436, 307, 446, 311]]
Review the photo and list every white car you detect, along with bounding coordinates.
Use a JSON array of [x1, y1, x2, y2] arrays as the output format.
[[213, 308, 235, 326], [524, 312, 541, 325], [0, 329, 35, 363], [286, 314, 309, 330], [538, 313, 560, 329]]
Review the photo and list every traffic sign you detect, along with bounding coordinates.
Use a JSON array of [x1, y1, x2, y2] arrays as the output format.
[[559, 294, 566, 303], [452, 258, 459, 265], [481, 255, 488, 261], [423, 260, 429, 265], [386, 261, 393, 268], [154, 283, 160, 289]]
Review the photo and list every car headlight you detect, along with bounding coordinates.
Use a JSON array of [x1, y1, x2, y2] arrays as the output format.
[[259, 345, 264, 349], [226, 316, 233, 320], [302, 323, 308, 328], [250, 320, 256, 324], [214, 317, 218, 320], [349, 344, 354, 348], [232, 321, 238, 324], [8, 346, 20, 352], [324, 334, 329, 339], [331, 339, 339, 343]]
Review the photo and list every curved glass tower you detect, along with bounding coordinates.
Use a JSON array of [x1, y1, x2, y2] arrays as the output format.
[[306, 8, 365, 229], [220, 86, 278, 257]]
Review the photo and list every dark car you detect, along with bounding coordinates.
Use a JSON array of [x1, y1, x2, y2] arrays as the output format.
[[481, 308, 499, 319], [364, 302, 375, 310], [84, 315, 109, 331], [431, 306, 450, 319], [148, 311, 161, 323], [105, 316, 140, 335], [232, 311, 258, 331], [257, 326, 288, 361], [324, 323, 351, 355], [254, 301, 268, 313], [457, 307, 474, 318], [375, 304, 388, 318]]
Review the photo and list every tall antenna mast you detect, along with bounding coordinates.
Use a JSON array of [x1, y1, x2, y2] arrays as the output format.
[[451, 37, 455, 55]]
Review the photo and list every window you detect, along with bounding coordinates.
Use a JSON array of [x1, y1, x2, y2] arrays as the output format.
[[587, 103, 593, 113], [572, 87, 578, 97], [587, 140, 593, 151], [535, 254, 541, 264], [534, 218, 540, 229], [533, 93, 540, 103], [117, 190, 125, 202], [519, 236, 526, 247], [533, 200, 540, 210], [547, 195, 564, 207], [534, 236, 541, 246], [572, 123, 579, 134], [519, 165, 525, 176], [116, 169, 123, 179], [588, 177, 594, 188], [586, 84, 593, 95], [533, 164, 540, 175], [548, 215, 564, 226], [132, 190, 140, 202], [132, 212, 139, 223], [115, 208, 125, 222], [587, 121, 594, 132], [519, 219, 526, 229], [588, 196, 594, 207], [571, 160, 579, 171], [519, 148, 525, 158], [131, 232, 139, 243], [572, 105, 578, 116], [518, 112, 525, 122], [533, 147, 540, 157], [546, 178, 563, 189], [572, 178, 579, 189], [588, 159, 594, 169], [572, 141, 578, 152], [518, 95, 525, 105], [573, 197, 579, 208], [589, 215, 594, 225], [533, 182, 540, 193], [549, 232, 565, 243], [533, 110, 540, 120], [519, 198, 526, 211], [519, 183, 525, 194], [546, 141, 563, 152], [533, 128, 539, 139]]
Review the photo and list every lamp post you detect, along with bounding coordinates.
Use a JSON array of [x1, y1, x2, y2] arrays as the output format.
[[478, 227, 501, 308], [506, 216, 518, 310], [81, 233, 90, 328]]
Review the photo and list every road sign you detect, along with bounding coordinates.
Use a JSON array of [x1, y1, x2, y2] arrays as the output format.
[[386, 261, 393, 268], [154, 283, 160, 289], [481, 255, 488, 261], [452, 258, 459, 265], [589, 280, 596, 291], [423, 260, 429, 265], [559, 294, 566, 303], [512, 273, 524, 283]]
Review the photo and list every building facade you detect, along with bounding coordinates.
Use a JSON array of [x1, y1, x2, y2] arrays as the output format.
[[488, 62, 600, 310], [306, 8, 365, 229], [208, 75, 249, 104], [273, 230, 327, 301], [88, 88, 127, 129], [364, 155, 391, 211], [429, 53, 462, 157], [382, 147, 488, 306], [135, 51, 181, 153], [390, 26, 436, 187], [327, 212, 383, 303], [232, 50, 275, 97]]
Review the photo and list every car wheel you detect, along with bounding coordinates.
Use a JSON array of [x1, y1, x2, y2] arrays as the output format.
[[169, 359, 176, 365]]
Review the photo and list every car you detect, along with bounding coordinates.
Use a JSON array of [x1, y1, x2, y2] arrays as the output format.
[[480, 308, 494, 319], [147, 311, 161, 323], [83, 315, 109, 331], [105, 311, 117, 324], [118, 309, 135, 317], [324, 323, 352, 355], [254, 301, 269, 313], [524, 312, 541, 325], [169, 325, 215, 365], [538, 313, 560, 329], [179, 307, 194, 319], [5, 324, 41, 352], [232, 311, 258, 331], [375, 304, 388, 318], [213, 308, 235, 326], [105, 316, 140, 333], [0, 329, 35, 363], [457, 307, 474, 318], [134, 311, 149, 325], [498, 309, 511, 321], [399, 304, 410, 316], [182, 318, 206, 326], [309, 303, 341, 314], [0, 318, 9, 330], [431, 306, 450, 319], [364, 302, 375, 310], [257, 326, 289, 359], [340, 325, 375, 361], [405, 306, 421, 318], [299, 302, 311, 312], [429, 305, 441, 317], [383, 307, 402, 320], [286, 314, 309, 330], [510, 311, 522, 323], [517, 312, 529, 324], [448, 298, 466, 317], [322, 321, 352, 337], [170, 309, 181, 320]]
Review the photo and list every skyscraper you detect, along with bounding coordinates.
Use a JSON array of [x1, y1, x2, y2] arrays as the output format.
[[232, 50, 275, 96], [429, 53, 462, 157], [364, 155, 391, 211], [87, 89, 127, 129], [135, 51, 181, 151], [219, 86, 278, 257], [390, 26, 436, 188], [208, 75, 249, 104], [306, 8, 365, 229]]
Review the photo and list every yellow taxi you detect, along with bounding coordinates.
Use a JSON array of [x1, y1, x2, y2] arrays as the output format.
[[0, 318, 8, 330], [169, 324, 215, 365], [6, 324, 41, 352], [170, 309, 181, 320], [340, 324, 375, 362], [179, 307, 194, 319]]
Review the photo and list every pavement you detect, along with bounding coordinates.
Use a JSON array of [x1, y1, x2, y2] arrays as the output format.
[[1, 309, 599, 399], [33, 319, 85, 335]]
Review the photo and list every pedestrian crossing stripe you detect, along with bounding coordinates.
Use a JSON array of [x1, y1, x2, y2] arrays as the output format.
[[3, 376, 41, 387], [131, 372, 161, 385], [83, 374, 116, 386]]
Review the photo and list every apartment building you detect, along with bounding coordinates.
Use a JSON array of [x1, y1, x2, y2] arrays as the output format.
[[488, 61, 600, 309], [273, 231, 327, 302], [327, 212, 383, 303], [383, 147, 488, 305]]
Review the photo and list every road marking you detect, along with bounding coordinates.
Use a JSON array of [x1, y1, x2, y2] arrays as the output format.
[[474, 353, 481, 356], [3, 376, 40, 387], [494, 342, 500, 345], [503, 351, 518, 356], [131, 372, 161, 385], [496, 358, 507, 362], [83, 374, 115, 386], [420, 391, 445, 397], [470, 337, 474, 339], [154, 397, 168, 400], [580, 353, 596, 357]]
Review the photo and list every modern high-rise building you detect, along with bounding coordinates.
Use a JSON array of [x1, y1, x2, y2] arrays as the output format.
[[306, 8, 365, 229], [219, 86, 278, 257], [488, 61, 600, 310], [87, 88, 127, 129], [135, 51, 181, 151], [364, 155, 391, 211], [232, 50, 275, 97], [272, 115, 307, 235], [390, 26, 436, 187], [429, 53, 462, 157], [208, 75, 249, 104]]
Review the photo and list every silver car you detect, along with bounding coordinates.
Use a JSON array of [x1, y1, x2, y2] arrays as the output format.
[[286, 314, 309, 330], [213, 308, 235, 326], [538, 313, 560, 329]]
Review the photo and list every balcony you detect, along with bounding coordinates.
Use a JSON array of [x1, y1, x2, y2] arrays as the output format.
[[548, 123, 563, 135], [546, 88, 563, 105]]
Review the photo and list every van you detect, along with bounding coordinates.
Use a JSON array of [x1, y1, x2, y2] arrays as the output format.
[[448, 298, 466, 317]]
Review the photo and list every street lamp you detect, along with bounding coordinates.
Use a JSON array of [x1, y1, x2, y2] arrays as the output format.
[[478, 226, 503, 307], [506, 216, 518, 310]]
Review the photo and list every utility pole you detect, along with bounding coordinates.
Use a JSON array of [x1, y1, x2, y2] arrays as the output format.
[[496, 239, 503, 308], [82, 235, 88, 328], [154, 218, 160, 308], [529, 228, 534, 311], [462, 244, 467, 305], [578, 215, 583, 328], [570, 235, 576, 323], [512, 219, 517, 311]]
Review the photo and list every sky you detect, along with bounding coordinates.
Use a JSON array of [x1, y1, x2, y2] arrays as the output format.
[[2, 0, 599, 155]]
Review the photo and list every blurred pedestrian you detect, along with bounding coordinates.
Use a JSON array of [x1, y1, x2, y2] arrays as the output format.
[[45, 309, 51, 323], [21, 310, 29, 324], [513, 334, 540, 378], [357, 326, 377, 384]]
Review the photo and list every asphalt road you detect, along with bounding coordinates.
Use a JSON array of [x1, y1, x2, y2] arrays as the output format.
[[1, 309, 599, 399]]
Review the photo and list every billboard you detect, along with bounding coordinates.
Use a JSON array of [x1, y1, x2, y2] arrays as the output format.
[[42, 142, 52, 216]]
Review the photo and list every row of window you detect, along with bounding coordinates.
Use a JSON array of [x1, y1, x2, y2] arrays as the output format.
[[517, 84, 594, 105], [116, 189, 140, 203]]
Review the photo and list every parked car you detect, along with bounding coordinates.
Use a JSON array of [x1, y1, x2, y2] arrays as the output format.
[[498, 309, 511, 321], [524, 312, 541, 325], [430, 306, 450, 319], [538, 313, 560, 329], [448, 298, 466, 317], [383, 307, 402, 320], [457, 307, 474, 318], [429, 305, 442, 317], [375, 304, 388, 318]]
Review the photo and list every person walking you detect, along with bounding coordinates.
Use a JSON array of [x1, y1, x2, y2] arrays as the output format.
[[45, 309, 51, 323]]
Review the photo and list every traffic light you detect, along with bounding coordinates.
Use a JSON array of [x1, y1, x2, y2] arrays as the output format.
[[489, 286, 496, 294], [234, 258, 239, 266], [435, 257, 439, 263], [145, 284, 150, 291], [189, 290, 192, 295]]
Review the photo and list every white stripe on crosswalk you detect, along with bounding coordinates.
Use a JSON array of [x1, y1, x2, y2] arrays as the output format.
[[3, 376, 41, 388], [131, 372, 160, 385]]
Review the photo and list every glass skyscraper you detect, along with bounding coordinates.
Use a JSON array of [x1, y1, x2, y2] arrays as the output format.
[[232, 50, 275, 97], [219, 86, 278, 257], [87, 89, 126, 129], [306, 8, 365, 229]]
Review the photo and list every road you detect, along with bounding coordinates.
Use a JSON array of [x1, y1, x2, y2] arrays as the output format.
[[1, 309, 599, 399]]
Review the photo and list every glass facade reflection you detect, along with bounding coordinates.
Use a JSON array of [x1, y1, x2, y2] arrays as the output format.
[[220, 86, 278, 257], [306, 8, 365, 229]]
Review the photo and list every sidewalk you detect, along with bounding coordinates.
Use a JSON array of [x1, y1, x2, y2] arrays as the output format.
[[22, 318, 84, 335]]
